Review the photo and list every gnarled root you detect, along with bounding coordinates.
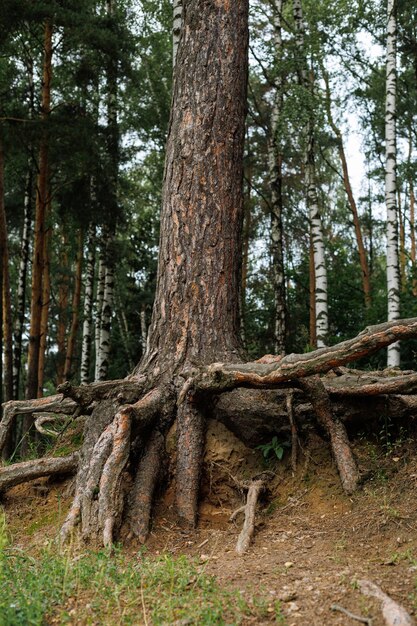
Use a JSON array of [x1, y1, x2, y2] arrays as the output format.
[[299, 376, 359, 495], [0, 453, 78, 495], [175, 399, 206, 527], [60, 386, 174, 547], [127, 430, 165, 543]]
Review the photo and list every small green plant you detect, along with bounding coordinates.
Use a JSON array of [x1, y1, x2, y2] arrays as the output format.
[[257, 436, 290, 461]]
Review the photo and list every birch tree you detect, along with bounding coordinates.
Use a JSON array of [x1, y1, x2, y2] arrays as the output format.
[[293, 0, 328, 347], [385, 0, 400, 366], [268, 0, 286, 354]]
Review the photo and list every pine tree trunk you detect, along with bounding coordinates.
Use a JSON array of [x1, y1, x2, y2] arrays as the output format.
[[64, 230, 84, 380], [136, 0, 248, 383], [26, 18, 53, 400], [385, 0, 400, 366], [268, 0, 286, 354], [81, 225, 96, 385]]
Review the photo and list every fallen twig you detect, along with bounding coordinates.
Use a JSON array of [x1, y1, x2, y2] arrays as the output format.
[[331, 603, 373, 625]]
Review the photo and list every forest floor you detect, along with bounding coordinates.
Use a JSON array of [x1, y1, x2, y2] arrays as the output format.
[[2, 425, 417, 625]]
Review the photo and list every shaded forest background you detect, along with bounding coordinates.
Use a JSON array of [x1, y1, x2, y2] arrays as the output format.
[[1, 0, 417, 410]]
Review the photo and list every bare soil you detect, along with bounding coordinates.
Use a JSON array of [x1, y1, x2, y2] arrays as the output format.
[[3, 428, 417, 625]]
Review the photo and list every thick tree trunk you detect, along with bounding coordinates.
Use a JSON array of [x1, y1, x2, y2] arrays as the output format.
[[385, 0, 400, 366], [26, 18, 53, 400], [136, 0, 248, 383]]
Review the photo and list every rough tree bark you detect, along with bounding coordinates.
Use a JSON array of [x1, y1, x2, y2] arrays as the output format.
[[81, 225, 96, 385], [4, 1, 417, 555]]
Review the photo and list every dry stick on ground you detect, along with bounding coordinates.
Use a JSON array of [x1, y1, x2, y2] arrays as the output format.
[[358, 580, 415, 626], [236, 477, 267, 555], [286, 391, 298, 472], [331, 604, 373, 625], [300, 375, 359, 494], [0, 453, 78, 494]]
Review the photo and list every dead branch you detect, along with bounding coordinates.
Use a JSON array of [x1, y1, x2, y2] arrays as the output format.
[[192, 318, 417, 393], [236, 477, 265, 555], [57, 377, 146, 408], [34, 413, 75, 437], [0, 395, 77, 456], [358, 579, 415, 626], [0, 453, 78, 495]]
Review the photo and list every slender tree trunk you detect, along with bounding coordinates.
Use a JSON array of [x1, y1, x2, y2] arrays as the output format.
[[0, 141, 13, 405], [97, 230, 114, 381], [13, 168, 32, 399], [309, 233, 317, 348], [140, 306, 147, 356], [37, 223, 51, 398], [322, 69, 371, 308], [408, 130, 416, 296], [398, 188, 406, 290], [13, 56, 35, 400], [94, 250, 106, 381], [173, 0, 183, 67], [81, 225, 96, 385], [64, 230, 84, 380], [56, 234, 69, 385], [293, 0, 328, 347], [385, 0, 400, 366], [268, 0, 286, 354], [241, 154, 251, 345], [26, 18, 53, 399]]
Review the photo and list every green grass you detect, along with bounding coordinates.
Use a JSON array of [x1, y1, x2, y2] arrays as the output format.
[[0, 513, 284, 625]]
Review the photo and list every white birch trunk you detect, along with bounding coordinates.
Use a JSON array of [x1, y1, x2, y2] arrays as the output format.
[[13, 168, 32, 398], [173, 0, 183, 67], [96, 231, 114, 381], [140, 306, 148, 355], [80, 224, 96, 385], [268, 0, 286, 354], [94, 248, 106, 381], [385, 0, 400, 366], [293, 0, 328, 347]]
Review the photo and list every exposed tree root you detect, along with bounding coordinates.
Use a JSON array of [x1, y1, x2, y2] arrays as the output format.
[[235, 477, 266, 555], [358, 579, 415, 626], [0, 394, 77, 457], [176, 399, 206, 527], [300, 376, 359, 494], [128, 430, 165, 543], [4, 319, 417, 548], [0, 453, 78, 495]]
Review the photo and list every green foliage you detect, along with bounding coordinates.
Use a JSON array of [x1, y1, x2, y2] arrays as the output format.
[[0, 534, 281, 625], [257, 436, 290, 462]]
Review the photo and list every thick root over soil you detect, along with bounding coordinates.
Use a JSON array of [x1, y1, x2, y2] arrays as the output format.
[[3, 319, 417, 548]]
